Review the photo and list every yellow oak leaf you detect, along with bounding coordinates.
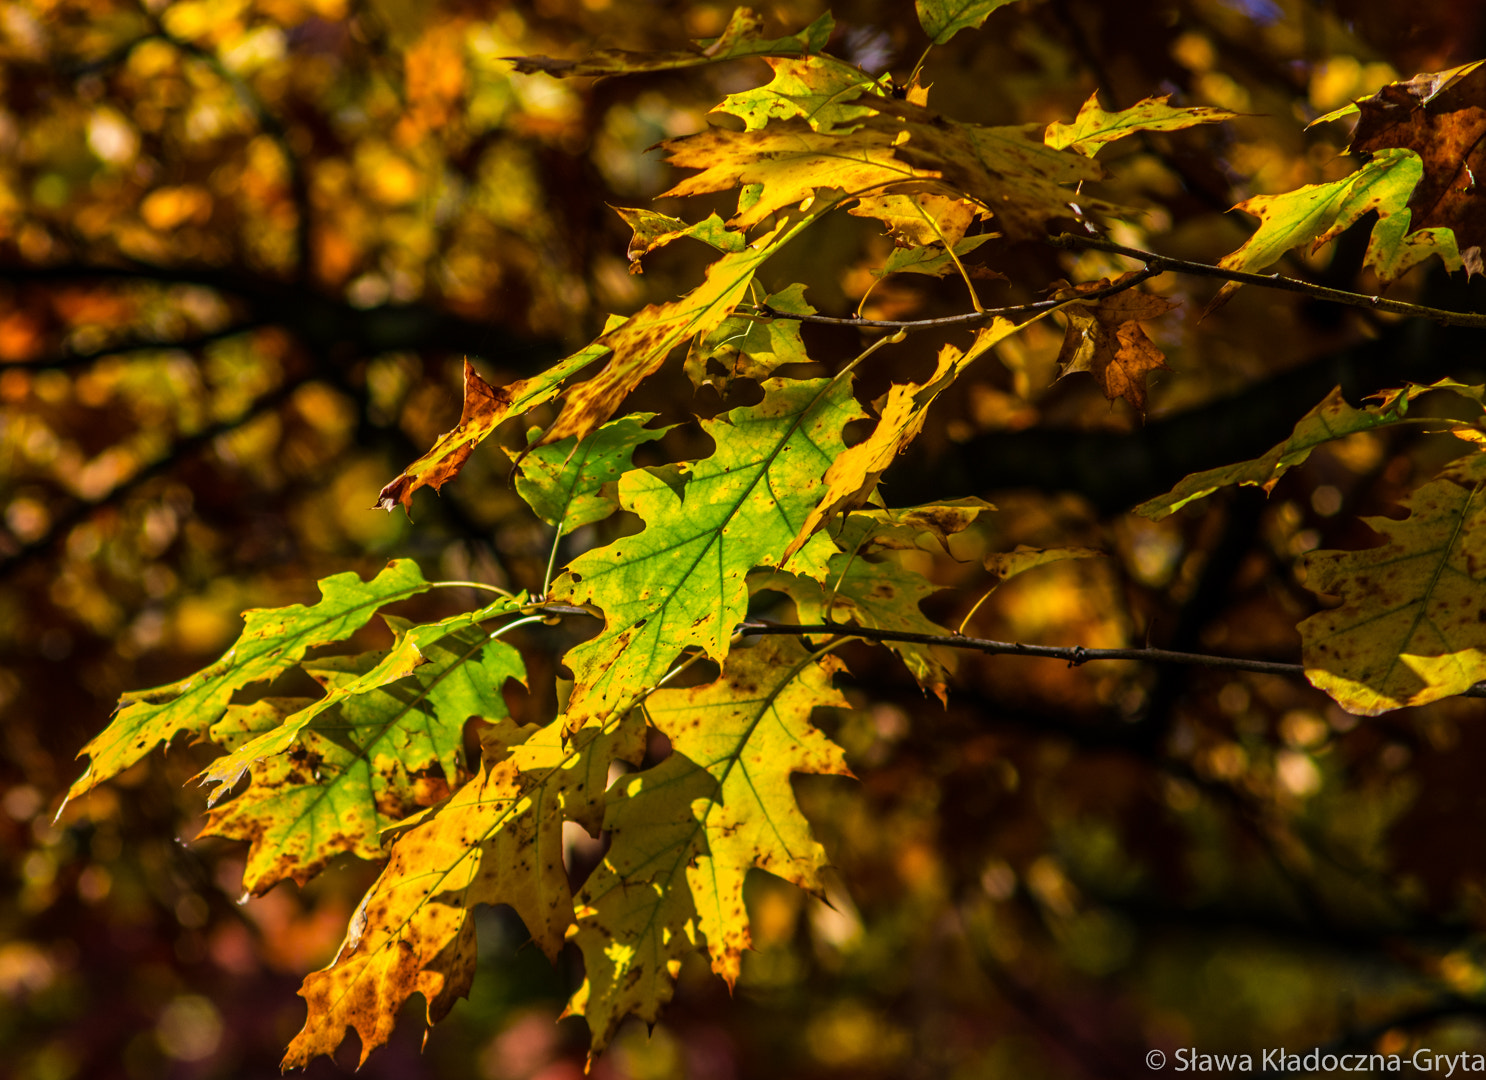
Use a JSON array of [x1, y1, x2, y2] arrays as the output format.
[[1301, 451, 1486, 715]]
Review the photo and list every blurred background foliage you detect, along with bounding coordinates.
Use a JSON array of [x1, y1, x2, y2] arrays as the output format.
[[4, 0, 1486, 1077]]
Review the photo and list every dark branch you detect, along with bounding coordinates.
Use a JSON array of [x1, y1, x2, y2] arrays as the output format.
[[1049, 233, 1486, 329]]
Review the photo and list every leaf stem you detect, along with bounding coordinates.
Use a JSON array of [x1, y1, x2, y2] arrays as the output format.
[[432, 579, 517, 599]]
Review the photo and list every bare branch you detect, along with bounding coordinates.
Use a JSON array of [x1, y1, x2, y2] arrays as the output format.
[[739, 265, 1163, 330], [1049, 233, 1486, 329]]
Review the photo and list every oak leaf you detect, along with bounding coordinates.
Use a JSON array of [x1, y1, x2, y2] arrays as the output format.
[[198, 624, 525, 895], [785, 318, 1020, 559], [552, 376, 863, 725], [513, 414, 668, 535], [197, 596, 523, 801], [65, 560, 432, 808], [1138, 382, 1485, 519], [915, 0, 1026, 45], [1215, 147, 1462, 288], [1053, 274, 1179, 416], [1346, 60, 1486, 276], [714, 55, 885, 133], [1045, 93, 1235, 157], [1300, 451, 1486, 715], [377, 351, 610, 514], [535, 228, 802, 449], [566, 637, 850, 1053], [282, 711, 646, 1069]]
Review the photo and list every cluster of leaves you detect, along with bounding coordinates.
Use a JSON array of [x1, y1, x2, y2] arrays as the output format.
[[59, 0, 1486, 1069]]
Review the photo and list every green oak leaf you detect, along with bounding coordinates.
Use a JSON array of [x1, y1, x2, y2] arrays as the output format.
[[66, 560, 432, 808], [552, 376, 864, 725], [199, 624, 526, 895], [916, 0, 1026, 45], [514, 414, 669, 535]]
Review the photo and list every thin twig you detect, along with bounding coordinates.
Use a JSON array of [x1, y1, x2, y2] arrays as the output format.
[[740, 265, 1162, 330], [1049, 233, 1486, 329]]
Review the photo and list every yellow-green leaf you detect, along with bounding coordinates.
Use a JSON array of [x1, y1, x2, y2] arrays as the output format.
[[754, 550, 960, 700], [785, 318, 1020, 560], [1045, 92, 1235, 157], [915, 0, 1026, 45], [197, 596, 524, 802], [714, 55, 885, 133], [378, 350, 611, 514], [66, 560, 432, 808], [535, 224, 803, 449], [1137, 382, 1485, 520], [661, 121, 929, 231], [1218, 147, 1462, 287], [566, 638, 849, 1054], [513, 414, 668, 535], [553, 376, 864, 725], [686, 282, 813, 388], [199, 625, 525, 895], [1300, 452, 1486, 715], [612, 207, 746, 272]]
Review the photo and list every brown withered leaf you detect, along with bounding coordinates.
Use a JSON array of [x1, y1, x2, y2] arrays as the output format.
[[1349, 61, 1486, 276], [1053, 275, 1179, 416], [377, 348, 607, 514]]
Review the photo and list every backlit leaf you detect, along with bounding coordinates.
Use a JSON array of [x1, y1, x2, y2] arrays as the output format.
[[915, 0, 1026, 45], [1137, 382, 1485, 519], [197, 596, 524, 802], [612, 208, 746, 272], [714, 55, 885, 133], [1348, 60, 1486, 276], [513, 414, 668, 535], [1216, 147, 1462, 287], [754, 550, 959, 700], [661, 121, 929, 231], [1045, 93, 1235, 157], [553, 377, 864, 725], [686, 282, 814, 388], [567, 637, 850, 1053], [1300, 452, 1486, 715], [283, 711, 646, 1069], [65, 560, 432, 807], [785, 318, 1019, 560], [535, 224, 804, 449], [199, 625, 526, 895], [377, 351, 610, 514]]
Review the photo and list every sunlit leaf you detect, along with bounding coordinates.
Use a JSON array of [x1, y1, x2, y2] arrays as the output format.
[[1045, 92, 1235, 157], [915, 0, 1026, 45], [686, 282, 814, 388], [199, 625, 526, 895], [552, 377, 864, 725], [1301, 451, 1486, 715], [785, 318, 1020, 560], [535, 224, 805, 449], [513, 414, 668, 535], [197, 596, 524, 802], [66, 560, 432, 807], [283, 711, 646, 1069], [611, 208, 746, 272], [714, 55, 885, 133], [378, 352, 611, 514], [1137, 382, 1485, 519], [1216, 147, 1462, 288], [567, 637, 850, 1053]]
